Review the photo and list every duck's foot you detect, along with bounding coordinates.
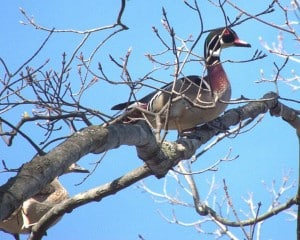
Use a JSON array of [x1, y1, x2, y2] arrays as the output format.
[[178, 127, 200, 139]]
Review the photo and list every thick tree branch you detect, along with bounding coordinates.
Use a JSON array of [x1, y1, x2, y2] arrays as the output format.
[[0, 91, 298, 234], [0, 122, 153, 221]]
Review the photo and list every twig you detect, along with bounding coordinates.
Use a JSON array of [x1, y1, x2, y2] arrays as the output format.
[[0, 117, 44, 155], [116, 0, 129, 29], [250, 202, 262, 240], [223, 179, 250, 239], [75, 151, 108, 186], [12, 28, 54, 77], [226, 0, 296, 35], [19, 3, 128, 34]]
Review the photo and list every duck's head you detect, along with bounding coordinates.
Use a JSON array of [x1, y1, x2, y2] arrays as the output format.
[[204, 27, 251, 64]]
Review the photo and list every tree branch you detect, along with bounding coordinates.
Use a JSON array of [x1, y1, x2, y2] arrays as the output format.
[[29, 165, 150, 240], [206, 196, 297, 227], [0, 91, 298, 235]]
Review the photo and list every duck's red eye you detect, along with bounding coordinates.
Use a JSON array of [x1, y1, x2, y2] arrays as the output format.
[[222, 28, 235, 43], [223, 29, 230, 35]]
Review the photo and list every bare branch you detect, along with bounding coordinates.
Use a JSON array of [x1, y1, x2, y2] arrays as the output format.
[[223, 179, 250, 239], [226, 0, 297, 35], [19, 1, 128, 34]]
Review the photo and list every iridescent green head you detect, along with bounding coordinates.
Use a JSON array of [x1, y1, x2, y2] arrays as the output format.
[[204, 28, 251, 65]]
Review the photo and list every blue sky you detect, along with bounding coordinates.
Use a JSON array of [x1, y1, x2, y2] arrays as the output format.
[[0, 1, 298, 239]]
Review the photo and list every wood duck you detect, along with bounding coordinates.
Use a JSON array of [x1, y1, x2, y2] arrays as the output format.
[[111, 28, 251, 132], [0, 163, 89, 239]]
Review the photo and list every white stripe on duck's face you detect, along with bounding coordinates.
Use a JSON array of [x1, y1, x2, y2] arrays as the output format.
[[205, 35, 221, 59]]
